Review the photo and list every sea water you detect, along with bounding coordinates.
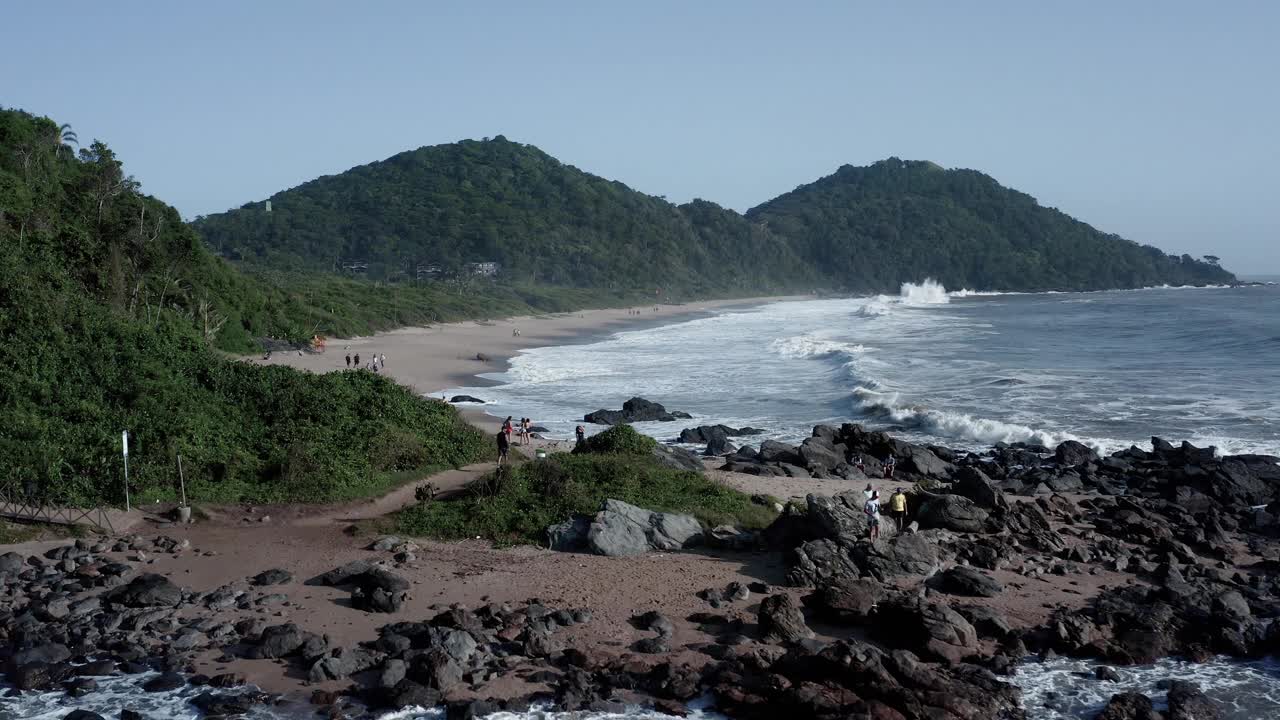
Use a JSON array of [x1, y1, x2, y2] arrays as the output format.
[[450, 282, 1280, 457], [7, 284, 1280, 719]]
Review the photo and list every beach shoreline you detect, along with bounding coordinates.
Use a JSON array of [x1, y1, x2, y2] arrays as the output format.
[[247, 295, 805, 401]]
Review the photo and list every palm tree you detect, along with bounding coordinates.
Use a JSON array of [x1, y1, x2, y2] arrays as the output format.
[[51, 123, 78, 158]]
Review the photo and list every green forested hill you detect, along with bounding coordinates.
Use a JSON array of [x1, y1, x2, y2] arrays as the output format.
[[192, 136, 815, 294], [0, 108, 489, 505], [746, 158, 1234, 291], [194, 144, 1234, 292]]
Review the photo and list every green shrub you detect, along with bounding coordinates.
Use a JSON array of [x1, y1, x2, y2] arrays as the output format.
[[395, 452, 777, 546], [575, 424, 657, 455]]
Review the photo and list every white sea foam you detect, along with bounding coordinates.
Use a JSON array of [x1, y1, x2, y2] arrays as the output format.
[[770, 335, 866, 360], [897, 278, 951, 305], [851, 387, 1078, 449], [1012, 656, 1280, 719], [377, 694, 726, 719]]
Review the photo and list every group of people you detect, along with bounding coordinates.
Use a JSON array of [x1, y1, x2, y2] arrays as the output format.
[[861, 482, 909, 541], [343, 350, 387, 372], [496, 416, 534, 464]]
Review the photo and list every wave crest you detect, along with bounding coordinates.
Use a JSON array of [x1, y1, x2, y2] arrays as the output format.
[[852, 387, 1076, 449], [770, 336, 866, 360]]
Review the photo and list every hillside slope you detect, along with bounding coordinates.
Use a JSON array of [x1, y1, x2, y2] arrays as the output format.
[[193, 146, 1235, 293], [0, 108, 488, 504], [747, 158, 1234, 291], [192, 136, 814, 294]]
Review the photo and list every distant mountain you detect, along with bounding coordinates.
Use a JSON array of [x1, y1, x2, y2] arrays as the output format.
[[191, 137, 814, 295], [746, 158, 1235, 291], [192, 142, 1235, 293]]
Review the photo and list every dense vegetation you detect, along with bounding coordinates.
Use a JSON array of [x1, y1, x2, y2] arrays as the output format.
[[0, 108, 490, 505], [748, 159, 1235, 291], [396, 428, 776, 545], [193, 141, 1234, 293], [191, 136, 818, 294]]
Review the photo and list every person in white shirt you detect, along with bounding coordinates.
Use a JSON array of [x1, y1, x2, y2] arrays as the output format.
[[864, 490, 882, 541]]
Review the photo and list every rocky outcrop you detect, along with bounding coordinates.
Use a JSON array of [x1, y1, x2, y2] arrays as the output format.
[[926, 566, 1004, 597], [873, 596, 979, 664], [917, 494, 990, 533], [105, 574, 183, 608], [584, 499, 703, 556], [584, 397, 691, 425], [308, 561, 410, 613], [758, 593, 813, 644]]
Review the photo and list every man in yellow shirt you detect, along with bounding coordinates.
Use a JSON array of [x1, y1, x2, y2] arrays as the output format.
[[888, 488, 908, 532]]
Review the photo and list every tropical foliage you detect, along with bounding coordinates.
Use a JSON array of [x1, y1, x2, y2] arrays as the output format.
[[0, 108, 490, 505], [192, 143, 1235, 293]]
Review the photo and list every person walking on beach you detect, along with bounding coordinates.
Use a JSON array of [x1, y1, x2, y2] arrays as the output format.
[[380, 353, 387, 367], [520, 418, 532, 446], [354, 352, 360, 367], [496, 429, 510, 465], [883, 454, 896, 479], [864, 490, 882, 541], [502, 416, 514, 445], [575, 425, 586, 448], [345, 352, 351, 368], [863, 482, 874, 500], [889, 487, 908, 532]]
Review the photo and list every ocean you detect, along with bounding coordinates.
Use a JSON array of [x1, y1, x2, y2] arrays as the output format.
[[450, 282, 1280, 458], [7, 283, 1280, 720]]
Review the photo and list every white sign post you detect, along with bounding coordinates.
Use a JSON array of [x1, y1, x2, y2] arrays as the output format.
[[122, 430, 131, 512]]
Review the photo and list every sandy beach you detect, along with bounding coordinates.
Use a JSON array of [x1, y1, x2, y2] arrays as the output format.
[[249, 297, 799, 399]]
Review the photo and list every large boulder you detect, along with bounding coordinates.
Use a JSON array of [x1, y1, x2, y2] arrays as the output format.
[[806, 492, 868, 540], [1096, 692, 1160, 720], [804, 576, 885, 623], [897, 443, 955, 478], [1054, 440, 1099, 467], [758, 593, 814, 644], [850, 533, 941, 580], [584, 397, 690, 425], [799, 436, 845, 474], [873, 597, 978, 664], [106, 574, 183, 608], [926, 566, 1004, 597], [917, 494, 989, 533], [587, 499, 702, 557], [1166, 681, 1222, 720], [546, 515, 592, 551], [0, 552, 24, 575], [759, 440, 804, 466], [952, 467, 1008, 511], [678, 425, 763, 444], [787, 539, 860, 587]]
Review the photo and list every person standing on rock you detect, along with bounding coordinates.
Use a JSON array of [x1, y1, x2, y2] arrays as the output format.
[[497, 429, 510, 465], [883, 454, 896, 479], [863, 483, 874, 500], [889, 487, 908, 531], [864, 490, 882, 541]]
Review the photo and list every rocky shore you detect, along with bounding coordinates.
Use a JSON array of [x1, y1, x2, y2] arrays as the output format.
[[4, 419, 1279, 720]]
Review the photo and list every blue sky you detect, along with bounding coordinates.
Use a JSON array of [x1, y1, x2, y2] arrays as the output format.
[[4, 1, 1277, 272]]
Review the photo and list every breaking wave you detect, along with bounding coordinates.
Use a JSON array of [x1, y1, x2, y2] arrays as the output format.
[[897, 279, 951, 305], [851, 387, 1076, 449], [770, 336, 866, 360]]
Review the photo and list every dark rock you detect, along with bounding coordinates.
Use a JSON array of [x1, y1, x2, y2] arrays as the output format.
[[587, 499, 702, 556], [787, 538, 860, 587], [917, 494, 989, 533], [927, 566, 1004, 597], [953, 467, 1008, 511], [1096, 691, 1161, 720], [651, 444, 705, 472], [1167, 680, 1222, 720], [546, 515, 591, 551], [585, 397, 687, 424], [634, 610, 676, 637], [1055, 440, 1099, 467], [1096, 666, 1122, 682], [61, 711, 106, 720], [873, 597, 977, 664], [141, 672, 185, 692], [246, 623, 317, 659], [450, 395, 485, 403], [105, 574, 183, 608], [309, 647, 383, 682], [759, 440, 804, 466], [250, 568, 293, 586], [758, 593, 813, 644], [805, 576, 884, 622], [850, 532, 941, 580]]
